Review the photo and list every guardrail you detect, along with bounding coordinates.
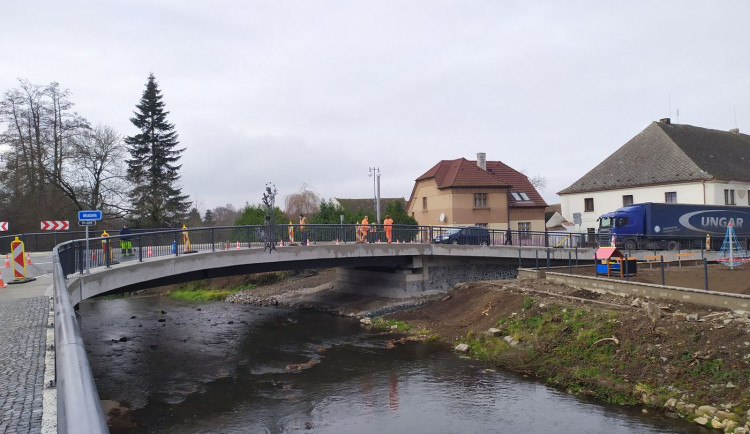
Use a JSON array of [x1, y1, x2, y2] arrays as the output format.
[[52, 244, 110, 434], [54, 224, 592, 276]]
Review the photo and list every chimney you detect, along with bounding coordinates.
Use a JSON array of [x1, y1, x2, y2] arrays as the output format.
[[476, 152, 486, 171], [659, 118, 671, 124], [729, 128, 740, 134]]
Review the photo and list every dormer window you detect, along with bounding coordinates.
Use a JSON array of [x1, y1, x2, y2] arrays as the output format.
[[511, 192, 531, 202]]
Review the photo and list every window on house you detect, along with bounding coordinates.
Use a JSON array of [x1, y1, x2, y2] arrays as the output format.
[[422, 197, 427, 210], [622, 195, 633, 206], [511, 192, 531, 202], [665, 192, 677, 203], [518, 222, 531, 232], [475, 223, 488, 228], [473, 193, 487, 207], [584, 198, 594, 212], [725, 189, 736, 205]]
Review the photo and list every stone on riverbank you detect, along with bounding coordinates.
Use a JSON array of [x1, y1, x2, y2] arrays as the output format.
[[695, 405, 717, 417], [484, 328, 502, 337], [454, 343, 469, 353]]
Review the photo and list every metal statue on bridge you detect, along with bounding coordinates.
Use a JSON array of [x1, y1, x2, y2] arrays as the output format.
[[263, 182, 278, 253]]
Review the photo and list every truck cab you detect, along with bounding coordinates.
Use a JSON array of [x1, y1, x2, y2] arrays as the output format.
[[598, 205, 645, 250]]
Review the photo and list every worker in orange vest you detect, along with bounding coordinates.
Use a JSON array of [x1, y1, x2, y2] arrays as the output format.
[[384, 215, 394, 243], [361, 215, 370, 243]]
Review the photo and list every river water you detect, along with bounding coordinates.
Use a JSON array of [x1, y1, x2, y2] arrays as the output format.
[[79, 296, 705, 434]]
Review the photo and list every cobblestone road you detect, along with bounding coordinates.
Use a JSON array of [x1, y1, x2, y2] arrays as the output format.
[[0, 297, 48, 434]]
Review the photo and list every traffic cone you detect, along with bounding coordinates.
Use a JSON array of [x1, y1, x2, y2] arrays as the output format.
[[236, 241, 240, 250], [279, 239, 283, 246], [336, 239, 339, 245], [147, 246, 152, 257], [26, 253, 31, 264], [0, 274, 6, 288], [3, 254, 9, 268]]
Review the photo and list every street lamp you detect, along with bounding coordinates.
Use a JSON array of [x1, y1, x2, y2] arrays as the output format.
[[368, 167, 381, 225]]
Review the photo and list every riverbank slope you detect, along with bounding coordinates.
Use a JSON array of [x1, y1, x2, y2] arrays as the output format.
[[225, 268, 750, 431]]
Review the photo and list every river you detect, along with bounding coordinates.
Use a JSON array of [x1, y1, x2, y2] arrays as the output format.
[[79, 296, 705, 433]]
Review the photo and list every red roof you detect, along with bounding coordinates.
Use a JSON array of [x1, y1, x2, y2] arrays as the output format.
[[415, 158, 547, 208], [485, 160, 547, 208], [594, 247, 624, 260], [417, 158, 511, 188]]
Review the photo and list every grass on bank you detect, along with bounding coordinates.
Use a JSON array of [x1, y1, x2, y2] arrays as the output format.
[[168, 280, 256, 301]]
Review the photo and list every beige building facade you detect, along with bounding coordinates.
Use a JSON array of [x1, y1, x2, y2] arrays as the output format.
[[407, 155, 546, 232]]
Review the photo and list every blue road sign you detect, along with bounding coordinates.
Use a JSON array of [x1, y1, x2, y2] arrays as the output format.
[[78, 210, 102, 221]]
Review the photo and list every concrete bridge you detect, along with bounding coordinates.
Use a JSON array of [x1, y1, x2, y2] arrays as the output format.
[[65, 242, 584, 304]]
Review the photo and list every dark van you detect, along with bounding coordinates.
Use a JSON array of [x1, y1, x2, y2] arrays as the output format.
[[434, 226, 491, 245]]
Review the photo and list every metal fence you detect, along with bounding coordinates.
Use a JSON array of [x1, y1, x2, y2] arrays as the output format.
[[52, 224, 594, 277], [597, 232, 745, 252]]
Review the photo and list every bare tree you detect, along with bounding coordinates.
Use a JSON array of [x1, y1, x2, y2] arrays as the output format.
[[284, 184, 320, 218], [210, 204, 241, 226], [529, 174, 547, 190], [0, 79, 90, 230], [65, 124, 129, 215]]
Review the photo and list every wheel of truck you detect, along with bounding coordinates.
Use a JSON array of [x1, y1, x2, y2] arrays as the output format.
[[667, 240, 679, 251], [623, 239, 637, 251]]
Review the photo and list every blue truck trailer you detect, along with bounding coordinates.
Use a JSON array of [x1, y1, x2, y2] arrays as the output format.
[[597, 202, 750, 251]]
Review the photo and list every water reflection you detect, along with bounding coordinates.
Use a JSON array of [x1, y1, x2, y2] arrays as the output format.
[[80, 296, 704, 434]]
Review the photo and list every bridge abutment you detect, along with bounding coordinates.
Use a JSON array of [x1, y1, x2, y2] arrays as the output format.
[[335, 256, 519, 297]]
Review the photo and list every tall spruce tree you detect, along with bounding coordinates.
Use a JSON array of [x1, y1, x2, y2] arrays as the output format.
[[125, 74, 190, 227]]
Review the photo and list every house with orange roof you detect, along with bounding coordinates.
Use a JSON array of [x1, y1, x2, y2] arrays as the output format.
[[406, 153, 547, 231]]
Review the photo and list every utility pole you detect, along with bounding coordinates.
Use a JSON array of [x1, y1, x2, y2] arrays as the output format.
[[369, 167, 381, 225]]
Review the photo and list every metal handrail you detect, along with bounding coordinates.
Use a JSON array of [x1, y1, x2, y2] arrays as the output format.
[[52, 245, 110, 434], [51, 224, 602, 277]]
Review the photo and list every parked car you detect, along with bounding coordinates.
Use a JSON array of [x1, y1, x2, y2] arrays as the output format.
[[434, 226, 490, 245]]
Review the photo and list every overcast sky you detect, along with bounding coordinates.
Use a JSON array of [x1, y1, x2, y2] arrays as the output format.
[[2, 1, 748, 213]]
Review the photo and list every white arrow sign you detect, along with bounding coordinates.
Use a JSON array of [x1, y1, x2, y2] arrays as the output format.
[[0, 222, 7, 231]]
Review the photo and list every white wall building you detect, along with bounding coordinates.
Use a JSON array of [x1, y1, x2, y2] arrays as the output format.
[[558, 119, 750, 233]]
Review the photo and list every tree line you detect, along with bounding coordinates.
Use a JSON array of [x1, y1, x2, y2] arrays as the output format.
[[0, 74, 190, 232], [0, 75, 416, 234]]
